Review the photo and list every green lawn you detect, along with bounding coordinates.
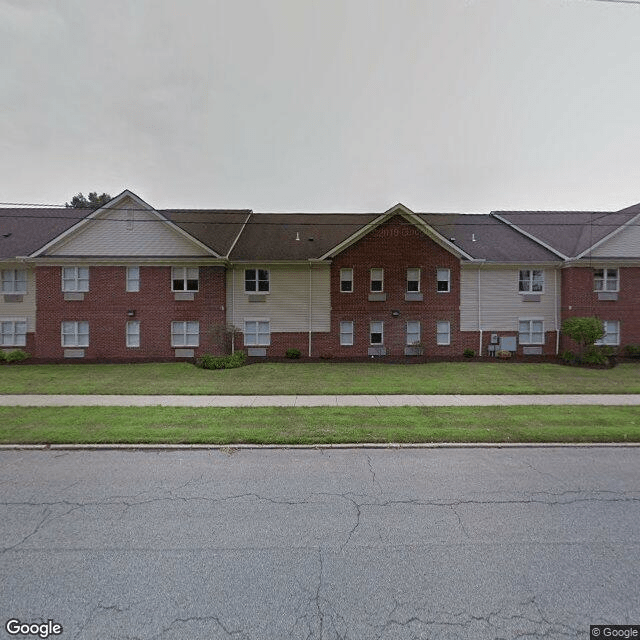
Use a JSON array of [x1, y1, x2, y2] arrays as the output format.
[[1, 361, 640, 395], [1, 405, 639, 445]]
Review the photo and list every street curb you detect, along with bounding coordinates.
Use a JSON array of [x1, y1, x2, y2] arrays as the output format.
[[1, 443, 639, 451]]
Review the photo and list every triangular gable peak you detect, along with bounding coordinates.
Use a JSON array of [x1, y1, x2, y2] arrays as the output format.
[[583, 210, 640, 259], [31, 190, 221, 258], [318, 203, 474, 261]]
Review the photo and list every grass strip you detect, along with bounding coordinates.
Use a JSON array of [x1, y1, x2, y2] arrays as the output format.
[[0, 406, 639, 445], [1, 362, 640, 395]]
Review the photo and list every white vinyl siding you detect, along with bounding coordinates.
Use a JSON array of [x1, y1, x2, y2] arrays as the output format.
[[590, 223, 640, 258], [340, 321, 354, 346], [436, 321, 450, 346], [61, 321, 89, 347], [406, 321, 420, 345], [227, 264, 330, 333], [62, 267, 89, 292], [437, 269, 450, 292], [596, 320, 620, 346], [171, 321, 199, 347], [2, 269, 27, 294], [172, 267, 199, 292], [126, 267, 140, 292], [0, 319, 27, 346], [519, 319, 544, 344], [126, 320, 140, 348], [244, 319, 270, 346], [0, 268, 36, 333]]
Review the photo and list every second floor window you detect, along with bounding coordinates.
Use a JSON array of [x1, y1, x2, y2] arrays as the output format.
[[519, 269, 544, 293], [340, 269, 353, 292], [62, 267, 89, 292], [370, 269, 384, 292], [172, 267, 199, 292], [126, 267, 140, 292], [406, 269, 420, 292], [594, 268, 619, 292], [2, 269, 27, 294], [437, 269, 450, 292], [245, 269, 270, 293]]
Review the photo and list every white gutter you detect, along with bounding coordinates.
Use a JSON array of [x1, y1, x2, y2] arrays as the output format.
[[308, 262, 313, 357], [477, 267, 482, 356]]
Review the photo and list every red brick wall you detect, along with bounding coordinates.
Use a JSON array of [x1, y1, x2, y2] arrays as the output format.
[[561, 266, 640, 349], [327, 215, 461, 357], [35, 265, 227, 360]]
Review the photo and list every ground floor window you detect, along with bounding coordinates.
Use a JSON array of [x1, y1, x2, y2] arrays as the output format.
[[126, 320, 140, 348], [244, 319, 270, 346], [370, 321, 383, 345], [340, 321, 354, 346], [406, 321, 421, 345], [596, 320, 620, 346], [436, 321, 450, 346], [61, 321, 89, 347], [1, 318, 27, 346], [171, 321, 199, 347], [518, 319, 544, 344]]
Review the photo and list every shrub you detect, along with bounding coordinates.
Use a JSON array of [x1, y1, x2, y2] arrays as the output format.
[[286, 348, 301, 359], [3, 349, 30, 363], [624, 345, 640, 358], [562, 317, 604, 357], [0, 351, 5, 363], [463, 348, 475, 358], [561, 350, 576, 364], [582, 345, 608, 366], [196, 351, 246, 370]]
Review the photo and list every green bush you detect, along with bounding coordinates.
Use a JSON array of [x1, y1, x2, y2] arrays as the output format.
[[196, 351, 247, 370], [624, 345, 640, 358], [286, 348, 301, 359], [3, 349, 30, 363], [561, 350, 576, 364], [463, 348, 475, 358], [581, 345, 614, 366]]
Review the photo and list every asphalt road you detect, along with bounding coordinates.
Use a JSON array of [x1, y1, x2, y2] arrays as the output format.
[[1, 448, 638, 640]]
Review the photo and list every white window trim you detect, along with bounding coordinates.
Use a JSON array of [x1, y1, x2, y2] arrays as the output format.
[[1, 269, 27, 294], [171, 320, 200, 347], [61, 266, 89, 292], [370, 321, 384, 345], [243, 318, 271, 346], [340, 268, 353, 293], [518, 318, 544, 345], [340, 320, 354, 346], [244, 268, 270, 294], [406, 320, 421, 346], [171, 267, 199, 292], [436, 321, 450, 346], [61, 321, 89, 347], [596, 320, 620, 346], [370, 268, 384, 293], [594, 268, 619, 292], [0, 317, 27, 346], [437, 268, 450, 293], [126, 266, 140, 293], [518, 269, 544, 294], [406, 268, 421, 293], [126, 320, 140, 348]]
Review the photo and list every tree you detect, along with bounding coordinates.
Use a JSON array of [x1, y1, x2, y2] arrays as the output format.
[[65, 192, 112, 209], [562, 317, 605, 357]]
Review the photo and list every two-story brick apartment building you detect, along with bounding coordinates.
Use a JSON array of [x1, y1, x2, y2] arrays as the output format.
[[1, 190, 639, 361]]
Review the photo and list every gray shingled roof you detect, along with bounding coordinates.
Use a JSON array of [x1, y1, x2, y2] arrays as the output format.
[[494, 210, 638, 258]]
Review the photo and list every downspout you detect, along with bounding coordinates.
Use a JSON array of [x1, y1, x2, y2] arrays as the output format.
[[308, 262, 312, 357], [555, 267, 560, 355], [231, 267, 235, 354], [477, 267, 483, 356]]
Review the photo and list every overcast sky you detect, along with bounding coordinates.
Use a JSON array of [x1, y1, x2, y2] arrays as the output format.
[[1, 0, 639, 213]]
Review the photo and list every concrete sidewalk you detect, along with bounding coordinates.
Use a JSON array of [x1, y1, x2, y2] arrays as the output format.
[[1, 394, 640, 407]]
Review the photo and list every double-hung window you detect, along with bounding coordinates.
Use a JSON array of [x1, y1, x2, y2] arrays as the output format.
[[370, 269, 384, 292], [406, 321, 421, 345], [172, 267, 199, 292], [406, 269, 420, 292], [436, 321, 450, 346], [370, 321, 384, 345], [340, 269, 353, 293], [244, 319, 270, 346], [518, 319, 544, 344], [1, 319, 27, 346], [62, 267, 89, 292], [2, 269, 27, 294], [171, 321, 199, 347], [61, 321, 89, 347], [126, 320, 140, 348], [596, 320, 620, 346], [126, 267, 140, 292], [519, 269, 544, 293], [340, 321, 354, 346], [437, 269, 450, 292], [594, 268, 619, 292], [245, 269, 270, 293]]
